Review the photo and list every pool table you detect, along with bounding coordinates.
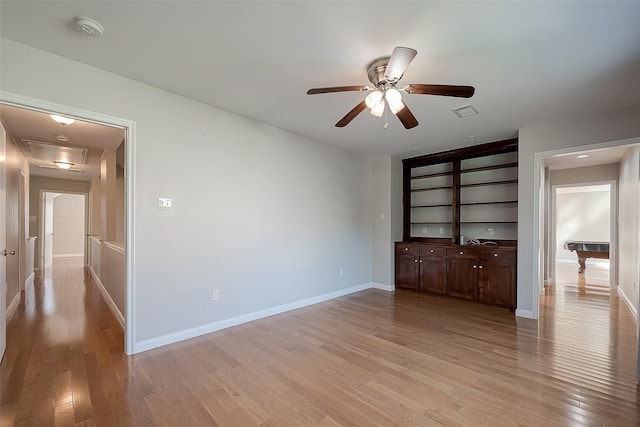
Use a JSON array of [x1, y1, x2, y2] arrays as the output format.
[[563, 240, 610, 274]]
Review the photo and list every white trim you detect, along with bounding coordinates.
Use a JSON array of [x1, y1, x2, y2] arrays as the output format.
[[371, 282, 395, 291], [89, 266, 125, 329], [6, 292, 20, 321], [618, 287, 638, 321], [134, 283, 372, 354], [53, 253, 84, 258], [25, 271, 34, 290], [515, 308, 535, 319], [0, 91, 137, 355], [103, 241, 125, 254]]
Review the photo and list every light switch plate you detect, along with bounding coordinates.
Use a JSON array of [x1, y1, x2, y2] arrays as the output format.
[[157, 197, 172, 209]]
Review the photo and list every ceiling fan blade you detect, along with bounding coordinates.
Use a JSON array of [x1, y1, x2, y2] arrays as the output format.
[[403, 84, 475, 98], [335, 101, 367, 127], [396, 102, 419, 129], [307, 85, 369, 95], [384, 47, 417, 83]]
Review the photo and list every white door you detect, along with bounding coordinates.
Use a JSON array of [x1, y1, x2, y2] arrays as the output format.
[[1, 121, 7, 361]]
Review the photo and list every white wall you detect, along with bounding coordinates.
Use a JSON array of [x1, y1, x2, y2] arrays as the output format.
[[52, 193, 85, 257], [518, 105, 640, 319], [1, 39, 373, 351], [555, 187, 610, 261], [618, 146, 640, 316]]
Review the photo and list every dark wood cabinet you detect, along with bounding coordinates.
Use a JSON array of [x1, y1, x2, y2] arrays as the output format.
[[420, 246, 446, 294], [477, 248, 516, 307], [395, 242, 516, 310], [446, 247, 479, 300], [395, 244, 446, 294], [396, 254, 420, 291]]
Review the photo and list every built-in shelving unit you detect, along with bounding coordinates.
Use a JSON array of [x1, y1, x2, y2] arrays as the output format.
[[402, 138, 518, 244]]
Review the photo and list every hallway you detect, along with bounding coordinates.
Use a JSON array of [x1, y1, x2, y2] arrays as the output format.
[[1, 257, 639, 425]]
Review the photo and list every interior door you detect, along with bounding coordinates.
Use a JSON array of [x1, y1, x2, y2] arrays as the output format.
[[1, 121, 7, 361]]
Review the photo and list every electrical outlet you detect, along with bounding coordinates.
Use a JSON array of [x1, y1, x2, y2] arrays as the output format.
[[422, 227, 428, 234], [157, 197, 172, 210], [439, 227, 444, 234], [339, 268, 344, 277], [488, 228, 495, 236], [212, 289, 220, 301]]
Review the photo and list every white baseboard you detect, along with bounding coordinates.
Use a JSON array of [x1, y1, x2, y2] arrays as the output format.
[[89, 266, 125, 329], [371, 282, 395, 291], [6, 292, 20, 321], [24, 272, 35, 291], [515, 308, 536, 319], [133, 282, 373, 354], [53, 253, 84, 258], [617, 287, 638, 321]]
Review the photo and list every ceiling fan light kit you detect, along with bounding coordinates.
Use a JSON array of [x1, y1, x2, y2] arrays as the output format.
[[307, 46, 475, 129]]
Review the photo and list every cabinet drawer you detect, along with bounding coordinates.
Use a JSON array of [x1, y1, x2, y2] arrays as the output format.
[[396, 243, 419, 255], [479, 248, 516, 262], [420, 246, 446, 257], [446, 247, 478, 258]]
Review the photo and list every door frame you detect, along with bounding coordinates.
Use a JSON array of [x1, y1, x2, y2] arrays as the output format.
[[549, 180, 617, 287], [0, 91, 137, 355], [39, 190, 89, 269]]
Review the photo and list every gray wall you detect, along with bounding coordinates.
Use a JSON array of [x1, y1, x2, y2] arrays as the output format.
[[2, 39, 373, 351], [554, 187, 610, 261], [53, 194, 85, 256], [618, 146, 640, 316]]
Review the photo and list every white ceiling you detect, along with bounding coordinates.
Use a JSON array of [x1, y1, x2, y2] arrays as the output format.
[[0, 104, 124, 180], [1, 1, 640, 159]]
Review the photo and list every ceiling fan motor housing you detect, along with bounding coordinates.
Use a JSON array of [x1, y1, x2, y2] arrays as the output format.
[[367, 56, 391, 87]]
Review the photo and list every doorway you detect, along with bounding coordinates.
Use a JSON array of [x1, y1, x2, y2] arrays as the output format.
[[0, 92, 136, 354], [552, 183, 614, 289], [40, 191, 88, 271]]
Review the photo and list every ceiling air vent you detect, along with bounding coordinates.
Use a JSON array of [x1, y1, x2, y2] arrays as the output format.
[[452, 104, 479, 118]]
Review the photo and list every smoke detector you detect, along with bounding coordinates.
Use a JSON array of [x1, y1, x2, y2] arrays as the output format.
[[73, 16, 104, 37]]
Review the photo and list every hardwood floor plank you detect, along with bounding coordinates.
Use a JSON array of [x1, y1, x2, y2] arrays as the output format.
[[2, 257, 639, 426]]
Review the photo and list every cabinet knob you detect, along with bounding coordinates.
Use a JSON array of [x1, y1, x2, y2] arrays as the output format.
[[459, 251, 464, 255], [405, 247, 409, 251], [473, 265, 477, 269], [419, 259, 423, 263], [414, 259, 418, 263], [479, 265, 484, 269], [430, 249, 434, 253], [494, 253, 498, 257]]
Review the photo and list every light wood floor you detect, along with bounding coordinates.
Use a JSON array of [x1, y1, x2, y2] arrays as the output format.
[[1, 257, 639, 426]]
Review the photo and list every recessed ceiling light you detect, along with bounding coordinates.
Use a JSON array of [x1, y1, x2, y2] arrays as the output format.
[[73, 16, 104, 37], [54, 161, 74, 169], [577, 154, 589, 159], [56, 134, 70, 142], [452, 105, 479, 118], [50, 114, 75, 125], [467, 135, 477, 140]]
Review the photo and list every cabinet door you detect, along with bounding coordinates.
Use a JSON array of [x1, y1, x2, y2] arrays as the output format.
[[446, 258, 477, 300], [396, 254, 420, 290], [478, 261, 515, 307], [420, 257, 446, 294]]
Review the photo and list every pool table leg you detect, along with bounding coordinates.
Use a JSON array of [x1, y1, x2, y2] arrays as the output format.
[[578, 257, 586, 274]]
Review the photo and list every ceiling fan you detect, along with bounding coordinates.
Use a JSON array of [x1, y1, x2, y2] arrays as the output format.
[[307, 47, 475, 129]]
